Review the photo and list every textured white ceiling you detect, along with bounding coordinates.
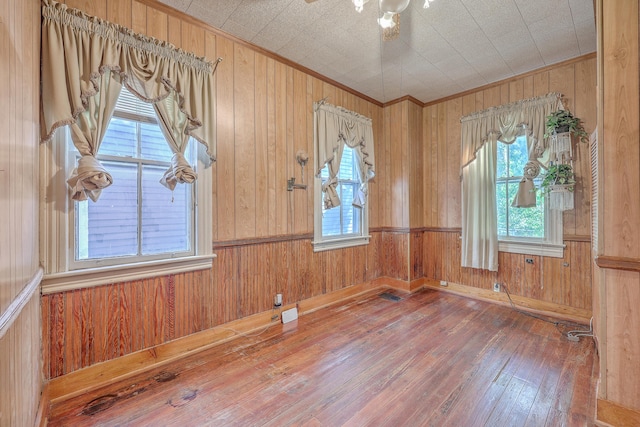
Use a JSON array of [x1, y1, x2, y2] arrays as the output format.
[[158, 0, 596, 104]]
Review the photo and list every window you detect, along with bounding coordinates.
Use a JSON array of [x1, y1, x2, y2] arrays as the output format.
[[73, 90, 194, 266], [313, 146, 369, 251], [496, 135, 563, 257], [40, 88, 213, 293]]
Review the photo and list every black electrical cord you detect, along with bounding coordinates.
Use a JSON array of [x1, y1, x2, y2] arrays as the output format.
[[499, 283, 593, 341]]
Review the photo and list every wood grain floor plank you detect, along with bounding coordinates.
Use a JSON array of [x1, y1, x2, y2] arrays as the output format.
[[46, 289, 597, 427]]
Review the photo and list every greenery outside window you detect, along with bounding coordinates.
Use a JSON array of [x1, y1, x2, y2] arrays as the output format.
[[496, 135, 563, 257]]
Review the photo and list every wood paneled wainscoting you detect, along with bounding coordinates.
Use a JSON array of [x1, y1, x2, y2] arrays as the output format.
[[418, 229, 592, 323], [42, 231, 416, 381]]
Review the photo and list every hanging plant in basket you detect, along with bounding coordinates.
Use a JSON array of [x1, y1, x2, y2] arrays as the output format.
[[544, 109, 589, 164], [544, 109, 589, 143], [540, 164, 576, 211]]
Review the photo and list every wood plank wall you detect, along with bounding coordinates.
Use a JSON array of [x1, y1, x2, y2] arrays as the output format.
[[0, 0, 42, 424], [593, 0, 640, 415], [42, 235, 387, 378], [422, 55, 597, 234], [42, 0, 598, 380], [418, 55, 597, 309], [423, 232, 592, 310], [59, 0, 386, 235]]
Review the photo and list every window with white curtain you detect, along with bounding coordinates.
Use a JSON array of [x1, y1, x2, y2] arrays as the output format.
[[496, 135, 563, 257]]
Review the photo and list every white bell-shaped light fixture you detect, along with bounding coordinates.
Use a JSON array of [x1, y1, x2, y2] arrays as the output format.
[[378, 12, 397, 29], [352, 0, 370, 13], [379, 0, 411, 14]]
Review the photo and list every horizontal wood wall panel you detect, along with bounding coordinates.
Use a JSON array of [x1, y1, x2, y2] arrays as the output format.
[[42, 232, 404, 379], [422, 230, 592, 312]]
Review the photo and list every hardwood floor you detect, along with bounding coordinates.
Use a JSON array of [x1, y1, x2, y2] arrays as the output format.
[[46, 289, 598, 426]]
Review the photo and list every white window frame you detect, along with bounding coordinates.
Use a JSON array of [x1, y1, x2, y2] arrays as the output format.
[[496, 137, 564, 258], [312, 148, 370, 252], [40, 115, 213, 294]]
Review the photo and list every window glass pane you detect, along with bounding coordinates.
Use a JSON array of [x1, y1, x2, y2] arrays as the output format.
[[508, 137, 528, 177], [322, 204, 341, 236], [338, 148, 354, 180], [320, 164, 329, 180], [115, 88, 157, 119], [320, 146, 363, 239], [100, 118, 137, 157], [507, 180, 544, 238], [140, 123, 173, 161], [496, 181, 508, 236], [77, 161, 138, 259], [496, 142, 507, 179], [340, 183, 358, 234], [141, 165, 191, 254], [497, 136, 545, 240]]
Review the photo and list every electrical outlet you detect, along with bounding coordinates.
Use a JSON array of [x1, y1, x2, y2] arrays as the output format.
[[440, 280, 448, 287], [493, 283, 501, 292], [525, 258, 534, 264]]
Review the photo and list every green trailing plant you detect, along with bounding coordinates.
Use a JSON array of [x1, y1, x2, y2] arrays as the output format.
[[540, 163, 576, 193], [544, 109, 589, 143]]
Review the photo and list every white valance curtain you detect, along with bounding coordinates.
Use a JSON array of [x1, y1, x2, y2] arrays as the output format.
[[460, 92, 563, 271], [41, 0, 217, 201], [314, 102, 375, 209]]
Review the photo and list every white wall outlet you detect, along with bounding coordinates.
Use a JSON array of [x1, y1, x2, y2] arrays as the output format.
[[281, 307, 298, 324], [493, 283, 501, 292], [440, 280, 448, 287]]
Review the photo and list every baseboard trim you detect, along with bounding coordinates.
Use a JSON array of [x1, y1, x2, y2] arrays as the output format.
[[44, 275, 589, 410], [46, 278, 412, 405], [596, 399, 640, 427], [35, 383, 50, 427], [422, 279, 591, 325]]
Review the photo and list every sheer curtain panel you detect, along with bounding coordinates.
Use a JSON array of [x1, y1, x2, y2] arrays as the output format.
[[460, 93, 563, 271]]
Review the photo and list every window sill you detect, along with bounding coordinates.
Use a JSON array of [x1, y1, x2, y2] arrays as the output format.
[[41, 254, 216, 295], [312, 235, 370, 252], [498, 240, 564, 258]]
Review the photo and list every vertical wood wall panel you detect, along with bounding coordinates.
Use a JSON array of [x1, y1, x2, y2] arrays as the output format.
[[603, 270, 640, 409], [409, 101, 423, 228], [594, 0, 640, 415], [130, 1, 146, 34], [43, 232, 404, 378], [422, 230, 592, 311], [39, 1, 599, 391], [422, 56, 594, 233], [215, 36, 236, 240], [106, 0, 131, 27], [0, 0, 41, 425], [233, 43, 256, 239]]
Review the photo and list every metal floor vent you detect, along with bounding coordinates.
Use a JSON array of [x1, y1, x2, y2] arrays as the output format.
[[379, 292, 402, 302]]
